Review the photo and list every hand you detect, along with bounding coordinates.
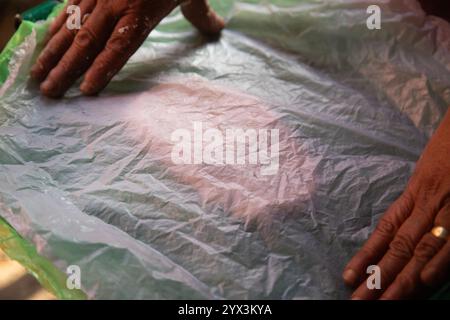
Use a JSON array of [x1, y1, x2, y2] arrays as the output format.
[[30, 0, 224, 98], [343, 108, 450, 299]]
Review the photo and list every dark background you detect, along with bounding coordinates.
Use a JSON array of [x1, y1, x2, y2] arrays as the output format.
[[419, 0, 450, 22], [0, 0, 45, 50]]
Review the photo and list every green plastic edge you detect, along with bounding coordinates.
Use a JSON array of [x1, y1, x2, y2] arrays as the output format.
[[0, 21, 33, 85], [22, 1, 63, 23], [0, 218, 86, 300], [0, 1, 86, 300], [0, 2, 63, 85]]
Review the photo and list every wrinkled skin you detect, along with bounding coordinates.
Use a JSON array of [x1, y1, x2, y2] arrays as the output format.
[[343, 109, 450, 299], [30, 0, 224, 97]]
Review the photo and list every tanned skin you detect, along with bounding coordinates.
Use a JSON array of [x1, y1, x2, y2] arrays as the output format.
[[30, 0, 224, 98], [344, 111, 450, 299], [343, 0, 450, 300]]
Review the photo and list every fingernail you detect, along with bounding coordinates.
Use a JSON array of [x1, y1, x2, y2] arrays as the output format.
[[40, 80, 62, 98], [343, 269, 358, 286], [79, 81, 90, 92], [80, 82, 96, 96], [30, 63, 43, 79], [41, 79, 54, 92]]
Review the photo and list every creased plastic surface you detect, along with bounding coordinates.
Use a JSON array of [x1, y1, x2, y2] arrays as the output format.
[[0, 0, 450, 299]]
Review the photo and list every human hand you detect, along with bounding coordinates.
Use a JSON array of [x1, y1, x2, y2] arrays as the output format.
[[343, 109, 450, 299], [30, 0, 224, 98]]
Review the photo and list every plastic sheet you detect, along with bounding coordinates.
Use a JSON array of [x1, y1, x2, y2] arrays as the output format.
[[0, 0, 450, 299]]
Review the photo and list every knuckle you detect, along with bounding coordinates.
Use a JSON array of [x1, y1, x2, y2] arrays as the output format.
[[60, 26, 77, 43], [414, 237, 440, 262], [106, 35, 133, 55], [376, 218, 396, 237], [60, 20, 78, 35], [389, 234, 415, 260], [391, 194, 413, 221], [396, 192, 414, 215], [359, 247, 376, 260], [74, 28, 97, 51]]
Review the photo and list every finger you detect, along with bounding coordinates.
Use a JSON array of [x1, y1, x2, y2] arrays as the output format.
[[421, 240, 450, 287], [181, 0, 225, 35], [421, 203, 450, 287], [80, 13, 156, 95], [46, 0, 82, 43], [380, 232, 445, 299], [343, 192, 414, 287], [31, 0, 96, 82], [351, 206, 433, 299], [40, 4, 118, 98]]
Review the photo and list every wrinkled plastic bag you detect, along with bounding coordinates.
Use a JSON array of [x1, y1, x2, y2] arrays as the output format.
[[0, 0, 450, 299]]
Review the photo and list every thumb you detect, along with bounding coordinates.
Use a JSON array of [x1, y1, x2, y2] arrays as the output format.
[[181, 0, 225, 35]]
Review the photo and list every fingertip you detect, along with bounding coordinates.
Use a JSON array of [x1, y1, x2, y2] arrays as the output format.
[[181, 2, 225, 36], [30, 63, 45, 81], [80, 81, 98, 96], [343, 269, 359, 287], [202, 14, 225, 36], [216, 15, 226, 30], [40, 79, 62, 98], [208, 14, 225, 35], [40, 79, 52, 94]]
